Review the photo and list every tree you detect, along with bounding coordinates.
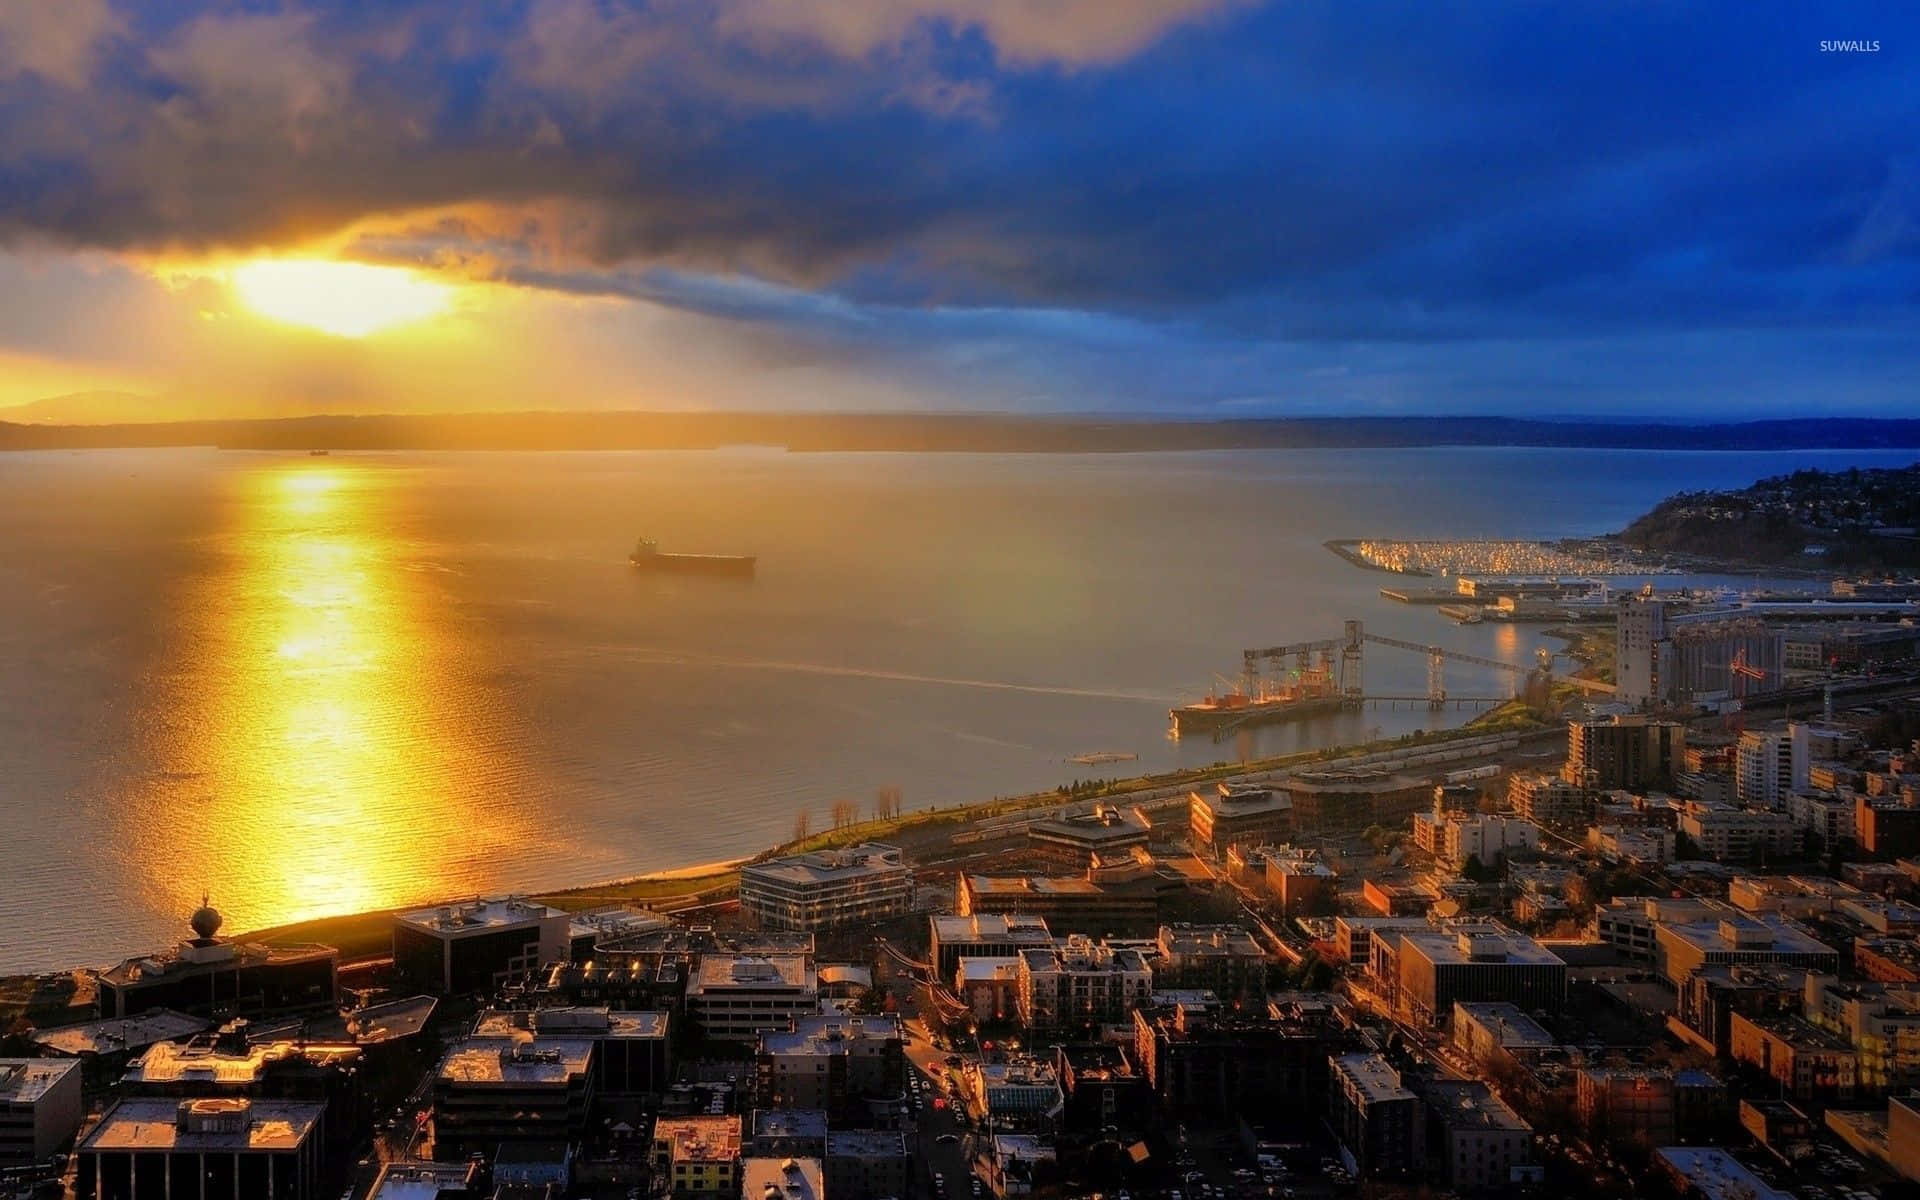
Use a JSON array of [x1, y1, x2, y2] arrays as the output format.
[[792, 808, 811, 840], [1461, 854, 1491, 883]]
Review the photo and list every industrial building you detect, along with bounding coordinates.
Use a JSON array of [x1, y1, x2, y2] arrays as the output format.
[[737, 844, 913, 932]]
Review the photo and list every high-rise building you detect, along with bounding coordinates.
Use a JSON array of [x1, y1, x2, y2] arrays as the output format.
[[1736, 725, 1811, 806], [1615, 596, 1786, 708], [0, 1059, 83, 1167], [1563, 714, 1685, 791]]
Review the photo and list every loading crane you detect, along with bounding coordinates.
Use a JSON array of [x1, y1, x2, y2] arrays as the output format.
[[1241, 619, 1615, 711]]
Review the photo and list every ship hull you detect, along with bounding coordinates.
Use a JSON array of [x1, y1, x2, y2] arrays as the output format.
[[630, 553, 756, 577], [1170, 695, 1342, 736]]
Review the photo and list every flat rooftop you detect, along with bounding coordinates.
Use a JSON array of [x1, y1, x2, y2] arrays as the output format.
[[436, 1034, 595, 1086], [1420, 1080, 1530, 1132], [29, 1010, 211, 1058], [1030, 806, 1149, 842], [79, 1097, 326, 1153], [1659, 916, 1836, 958], [741, 844, 908, 887], [1331, 1053, 1414, 1104], [99, 941, 336, 988], [471, 1007, 669, 1041], [1453, 1002, 1557, 1047], [688, 954, 816, 993], [762, 1014, 902, 1055], [124, 1038, 359, 1087], [957, 957, 1020, 984], [741, 1155, 824, 1200], [1158, 924, 1265, 958], [826, 1129, 908, 1157], [1397, 929, 1567, 967], [394, 896, 565, 934], [1195, 783, 1292, 814], [931, 913, 1053, 943], [369, 1162, 480, 1200], [0, 1058, 79, 1104], [248, 995, 438, 1046], [1655, 1147, 1793, 1200], [753, 1108, 829, 1139]]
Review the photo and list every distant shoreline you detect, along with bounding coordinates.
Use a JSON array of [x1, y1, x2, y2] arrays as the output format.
[[6, 410, 1920, 454]]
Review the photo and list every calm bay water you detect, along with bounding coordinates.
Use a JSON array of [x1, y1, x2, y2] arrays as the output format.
[[0, 445, 1913, 973]]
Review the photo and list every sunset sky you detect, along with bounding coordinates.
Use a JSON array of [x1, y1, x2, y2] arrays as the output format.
[[0, 2, 1915, 419]]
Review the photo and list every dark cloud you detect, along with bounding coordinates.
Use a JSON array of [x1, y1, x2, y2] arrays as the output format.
[[0, 1, 1916, 414]]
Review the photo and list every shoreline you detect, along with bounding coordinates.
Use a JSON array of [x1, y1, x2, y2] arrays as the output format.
[[0, 718, 1555, 997]]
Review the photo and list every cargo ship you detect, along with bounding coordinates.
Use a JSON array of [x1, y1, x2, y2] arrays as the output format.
[[629, 538, 756, 578], [1170, 690, 1342, 737]]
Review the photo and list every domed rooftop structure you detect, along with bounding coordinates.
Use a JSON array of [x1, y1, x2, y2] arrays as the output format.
[[189, 895, 224, 942]]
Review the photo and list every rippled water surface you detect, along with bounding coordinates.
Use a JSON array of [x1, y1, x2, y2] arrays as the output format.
[[1, 445, 1909, 971]]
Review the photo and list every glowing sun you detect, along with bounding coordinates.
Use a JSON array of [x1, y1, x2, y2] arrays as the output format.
[[232, 259, 453, 337]]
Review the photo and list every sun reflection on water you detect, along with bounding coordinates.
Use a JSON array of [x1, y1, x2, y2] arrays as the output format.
[[140, 462, 523, 934]]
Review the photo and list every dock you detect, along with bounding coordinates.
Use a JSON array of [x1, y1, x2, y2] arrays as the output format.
[[1380, 586, 1462, 604]]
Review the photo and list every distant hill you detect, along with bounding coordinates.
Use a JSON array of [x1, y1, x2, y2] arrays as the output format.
[[1616, 462, 1920, 569], [4, 410, 1920, 453], [0, 390, 158, 425]]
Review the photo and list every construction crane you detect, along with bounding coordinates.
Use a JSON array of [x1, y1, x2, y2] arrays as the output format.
[[1240, 619, 1615, 711]]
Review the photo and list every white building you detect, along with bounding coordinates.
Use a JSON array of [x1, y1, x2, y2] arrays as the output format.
[[0, 1059, 83, 1166], [1786, 790, 1858, 848], [1014, 936, 1153, 1030], [1735, 726, 1810, 808], [1413, 812, 1540, 868], [739, 844, 914, 932], [686, 955, 819, 1041]]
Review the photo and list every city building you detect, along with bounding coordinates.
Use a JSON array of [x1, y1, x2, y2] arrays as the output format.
[[1857, 937, 1920, 984], [956, 861, 1198, 932], [513, 1007, 671, 1098], [1857, 794, 1920, 859], [1053, 1043, 1154, 1137], [1563, 714, 1685, 791], [391, 897, 570, 996], [76, 1097, 329, 1200], [983, 1133, 1057, 1198], [965, 1059, 1065, 1131], [1735, 725, 1811, 807], [1411, 811, 1541, 869], [0, 1059, 82, 1167], [747, 1110, 828, 1160], [366, 1161, 483, 1200], [823, 1130, 911, 1200], [1014, 936, 1154, 1031], [1392, 929, 1568, 1025], [1675, 801, 1802, 862], [1189, 783, 1293, 853], [1654, 1146, 1794, 1200], [756, 1015, 905, 1120], [1418, 1078, 1539, 1192], [1508, 773, 1593, 828], [650, 1116, 741, 1197], [1131, 995, 1355, 1119], [1576, 1068, 1723, 1146], [1450, 1002, 1556, 1070], [1587, 825, 1677, 865], [684, 955, 818, 1042], [27, 1010, 213, 1086], [1588, 897, 1737, 962], [1728, 1013, 1859, 1102], [928, 913, 1054, 976], [1653, 915, 1839, 988], [1282, 770, 1431, 835], [740, 1156, 821, 1200], [1671, 964, 1809, 1057], [737, 844, 913, 932], [1327, 1053, 1422, 1178], [432, 1012, 603, 1155], [1028, 806, 1150, 868], [1153, 924, 1269, 1005], [1801, 975, 1920, 1093], [1258, 847, 1338, 916], [955, 957, 1021, 1022], [1787, 791, 1859, 849], [97, 902, 338, 1021]]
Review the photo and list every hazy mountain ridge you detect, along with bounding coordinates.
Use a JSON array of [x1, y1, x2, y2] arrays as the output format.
[[6, 411, 1920, 453]]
